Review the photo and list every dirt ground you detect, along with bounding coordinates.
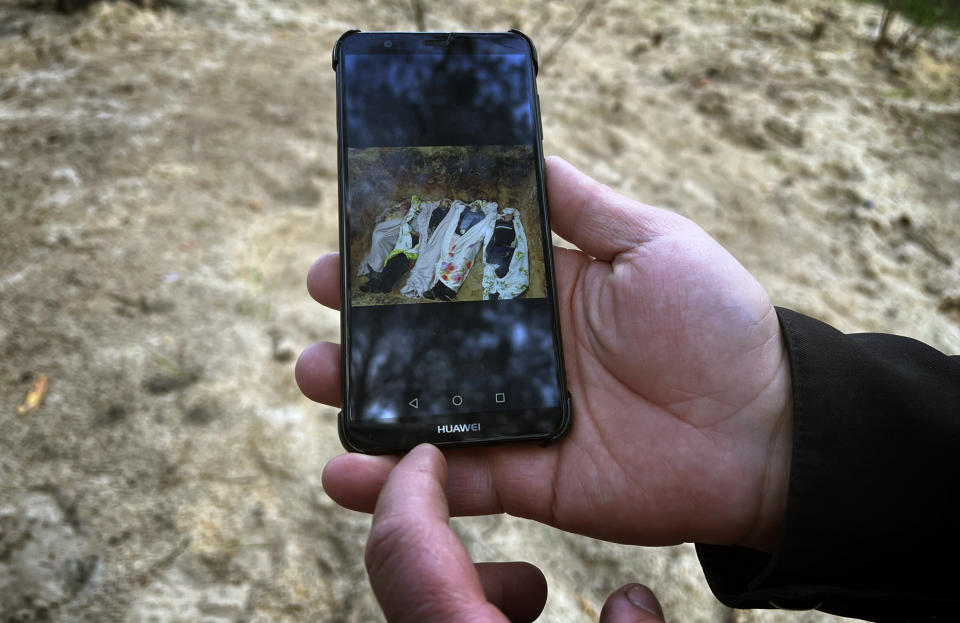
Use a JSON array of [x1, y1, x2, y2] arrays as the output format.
[[1, 0, 957, 621]]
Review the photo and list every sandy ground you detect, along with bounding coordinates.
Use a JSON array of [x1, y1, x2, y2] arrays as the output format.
[[1, 0, 958, 621]]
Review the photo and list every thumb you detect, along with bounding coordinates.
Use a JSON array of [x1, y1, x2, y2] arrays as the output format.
[[598, 584, 666, 623], [545, 155, 686, 261]]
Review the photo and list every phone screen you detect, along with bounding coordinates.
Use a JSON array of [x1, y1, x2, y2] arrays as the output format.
[[338, 34, 565, 433]]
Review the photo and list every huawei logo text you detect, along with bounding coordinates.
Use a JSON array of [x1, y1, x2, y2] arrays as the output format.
[[437, 423, 481, 434]]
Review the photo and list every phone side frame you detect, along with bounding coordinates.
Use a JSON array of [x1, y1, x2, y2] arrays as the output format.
[[517, 28, 573, 446], [333, 30, 358, 451]]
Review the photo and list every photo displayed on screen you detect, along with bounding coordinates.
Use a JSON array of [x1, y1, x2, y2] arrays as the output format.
[[347, 145, 546, 307]]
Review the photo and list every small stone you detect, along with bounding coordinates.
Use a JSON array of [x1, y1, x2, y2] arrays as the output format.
[[143, 370, 198, 395], [184, 403, 215, 426], [104, 403, 128, 424], [763, 116, 805, 148], [273, 341, 295, 363], [939, 292, 960, 317], [269, 328, 296, 363], [696, 91, 729, 117], [808, 21, 826, 42], [50, 166, 81, 186]]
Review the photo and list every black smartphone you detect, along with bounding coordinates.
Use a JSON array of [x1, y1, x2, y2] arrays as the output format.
[[333, 30, 570, 453]]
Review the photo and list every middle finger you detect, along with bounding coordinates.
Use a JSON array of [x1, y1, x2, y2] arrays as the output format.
[[307, 252, 341, 310]]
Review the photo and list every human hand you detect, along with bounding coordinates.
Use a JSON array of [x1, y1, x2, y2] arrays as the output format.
[[298, 156, 793, 551], [363, 443, 667, 623]]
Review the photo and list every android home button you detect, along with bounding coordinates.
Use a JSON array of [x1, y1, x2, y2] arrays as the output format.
[[451, 395, 463, 407]]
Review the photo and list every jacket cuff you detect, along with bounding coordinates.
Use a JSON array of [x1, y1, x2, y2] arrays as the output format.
[[696, 307, 960, 622]]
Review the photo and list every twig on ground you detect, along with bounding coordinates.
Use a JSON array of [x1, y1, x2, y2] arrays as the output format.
[[412, 0, 426, 31], [540, 0, 605, 75]]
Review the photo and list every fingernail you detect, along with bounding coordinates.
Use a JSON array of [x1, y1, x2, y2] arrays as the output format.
[[626, 584, 663, 618]]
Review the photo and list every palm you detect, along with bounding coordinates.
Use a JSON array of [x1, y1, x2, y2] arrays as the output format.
[[530, 228, 790, 548], [308, 157, 792, 552]]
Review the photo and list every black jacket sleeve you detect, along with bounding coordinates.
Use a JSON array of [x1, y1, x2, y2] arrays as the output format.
[[696, 307, 960, 623]]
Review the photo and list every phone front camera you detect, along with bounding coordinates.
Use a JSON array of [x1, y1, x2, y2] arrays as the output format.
[[383, 40, 393, 48]]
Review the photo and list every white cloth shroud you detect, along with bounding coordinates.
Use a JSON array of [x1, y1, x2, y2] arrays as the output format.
[[400, 199, 463, 298], [389, 197, 429, 261], [481, 207, 529, 300], [434, 201, 499, 293], [356, 202, 408, 276]]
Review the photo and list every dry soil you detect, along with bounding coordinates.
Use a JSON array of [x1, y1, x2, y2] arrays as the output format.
[[1, 1, 958, 621]]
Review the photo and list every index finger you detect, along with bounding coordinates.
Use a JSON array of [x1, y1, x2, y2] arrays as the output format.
[[365, 445, 506, 623]]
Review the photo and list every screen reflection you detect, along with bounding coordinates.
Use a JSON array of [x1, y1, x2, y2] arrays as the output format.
[[350, 299, 560, 420], [344, 53, 534, 148]]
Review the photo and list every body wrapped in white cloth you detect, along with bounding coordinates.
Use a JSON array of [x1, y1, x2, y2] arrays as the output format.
[[433, 200, 499, 295], [356, 200, 411, 276], [481, 207, 529, 300], [401, 199, 464, 298]]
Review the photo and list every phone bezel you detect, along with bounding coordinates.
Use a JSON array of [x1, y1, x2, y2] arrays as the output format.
[[333, 30, 570, 454]]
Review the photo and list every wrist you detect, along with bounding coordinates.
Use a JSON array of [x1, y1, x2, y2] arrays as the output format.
[[738, 341, 794, 553]]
